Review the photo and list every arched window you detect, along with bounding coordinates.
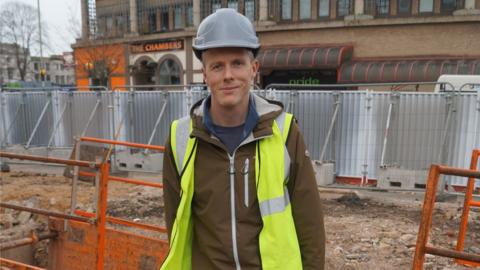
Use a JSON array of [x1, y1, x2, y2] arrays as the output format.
[[158, 58, 182, 85], [132, 57, 156, 86]]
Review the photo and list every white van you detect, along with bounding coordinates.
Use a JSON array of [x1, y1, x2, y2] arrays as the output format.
[[434, 74, 480, 92]]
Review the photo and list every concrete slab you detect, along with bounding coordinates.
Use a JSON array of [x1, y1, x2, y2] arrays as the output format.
[[312, 161, 335, 186], [115, 151, 163, 173], [377, 167, 429, 190]]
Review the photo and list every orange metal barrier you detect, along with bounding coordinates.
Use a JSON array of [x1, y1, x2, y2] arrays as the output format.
[[412, 163, 480, 269], [456, 149, 480, 267], [0, 258, 46, 270], [0, 137, 169, 270]]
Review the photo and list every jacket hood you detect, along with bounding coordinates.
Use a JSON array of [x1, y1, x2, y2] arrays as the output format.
[[189, 93, 285, 140], [190, 93, 283, 119]]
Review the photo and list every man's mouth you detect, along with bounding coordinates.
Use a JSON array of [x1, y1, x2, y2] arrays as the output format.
[[221, 86, 238, 91]]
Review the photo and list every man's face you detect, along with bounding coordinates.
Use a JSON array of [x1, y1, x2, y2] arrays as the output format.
[[202, 48, 259, 111]]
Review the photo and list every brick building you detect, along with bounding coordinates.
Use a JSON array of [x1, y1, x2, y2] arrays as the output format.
[[73, 0, 480, 89]]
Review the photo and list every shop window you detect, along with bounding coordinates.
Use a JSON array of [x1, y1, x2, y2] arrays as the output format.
[[133, 59, 156, 85], [419, 0, 434, 12], [378, 0, 390, 15], [281, 0, 292, 20], [228, 0, 239, 10], [147, 10, 157, 32], [34, 62, 39, 71], [268, 0, 278, 19], [116, 15, 125, 34], [174, 6, 183, 29], [96, 18, 105, 36], [337, 0, 353, 17], [440, 0, 457, 12], [398, 0, 412, 14], [106, 16, 114, 34], [158, 58, 182, 85], [245, 0, 256, 20], [211, 0, 222, 12], [319, 0, 330, 17], [160, 6, 169, 31], [300, 0, 311, 19], [186, 4, 193, 26]]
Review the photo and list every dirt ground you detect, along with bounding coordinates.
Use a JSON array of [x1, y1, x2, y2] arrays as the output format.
[[0, 168, 479, 269]]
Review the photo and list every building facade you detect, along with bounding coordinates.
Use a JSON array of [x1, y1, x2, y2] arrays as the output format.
[[1, 43, 75, 87], [0, 43, 33, 85], [73, 0, 480, 89], [30, 55, 76, 86]]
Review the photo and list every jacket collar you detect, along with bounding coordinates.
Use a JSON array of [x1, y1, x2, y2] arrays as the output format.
[[190, 93, 284, 141]]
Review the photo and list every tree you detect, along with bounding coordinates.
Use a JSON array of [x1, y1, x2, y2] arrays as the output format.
[[0, 1, 49, 81]]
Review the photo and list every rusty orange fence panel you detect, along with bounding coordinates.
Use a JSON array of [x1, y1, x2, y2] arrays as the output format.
[[412, 163, 480, 270], [48, 218, 169, 270], [456, 149, 480, 267], [75, 137, 167, 270]]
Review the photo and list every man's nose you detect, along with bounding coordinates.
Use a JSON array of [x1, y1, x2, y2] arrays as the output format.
[[224, 65, 234, 81]]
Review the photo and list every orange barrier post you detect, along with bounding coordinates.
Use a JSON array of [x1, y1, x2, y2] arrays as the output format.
[[456, 149, 480, 267], [96, 162, 109, 270], [412, 164, 480, 269], [0, 257, 46, 270]]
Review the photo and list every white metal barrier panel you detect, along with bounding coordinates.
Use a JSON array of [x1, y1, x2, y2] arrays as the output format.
[[1, 89, 478, 188]]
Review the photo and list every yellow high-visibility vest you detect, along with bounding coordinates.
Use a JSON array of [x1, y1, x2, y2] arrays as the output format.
[[161, 112, 302, 270]]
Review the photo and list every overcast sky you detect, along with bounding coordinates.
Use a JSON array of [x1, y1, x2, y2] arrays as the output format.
[[11, 0, 81, 56]]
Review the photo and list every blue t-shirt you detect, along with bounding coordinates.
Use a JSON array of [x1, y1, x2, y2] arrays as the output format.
[[203, 95, 259, 154], [212, 123, 245, 154]]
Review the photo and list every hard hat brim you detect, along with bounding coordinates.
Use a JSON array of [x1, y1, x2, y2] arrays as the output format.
[[193, 46, 260, 61]]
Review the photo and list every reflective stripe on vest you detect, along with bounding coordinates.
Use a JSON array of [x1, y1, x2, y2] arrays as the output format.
[[172, 116, 191, 174], [161, 112, 302, 270]]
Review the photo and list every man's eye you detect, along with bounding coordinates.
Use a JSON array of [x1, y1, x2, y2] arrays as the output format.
[[233, 61, 243, 67], [211, 65, 222, 71]]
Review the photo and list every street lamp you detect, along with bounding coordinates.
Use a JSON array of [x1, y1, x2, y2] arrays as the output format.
[[37, 0, 44, 87]]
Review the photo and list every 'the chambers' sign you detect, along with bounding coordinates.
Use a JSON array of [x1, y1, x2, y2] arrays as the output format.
[[130, 39, 184, 54]]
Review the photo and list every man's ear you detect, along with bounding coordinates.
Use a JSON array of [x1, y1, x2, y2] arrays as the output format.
[[202, 67, 207, 84], [251, 59, 259, 80]]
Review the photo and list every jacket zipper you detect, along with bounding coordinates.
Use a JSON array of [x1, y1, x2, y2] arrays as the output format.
[[243, 158, 249, 207], [228, 153, 241, 270], [216, 135, 271, 270]]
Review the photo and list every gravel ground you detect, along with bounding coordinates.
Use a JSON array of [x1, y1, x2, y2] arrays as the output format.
[[1, 171, 479, 269]]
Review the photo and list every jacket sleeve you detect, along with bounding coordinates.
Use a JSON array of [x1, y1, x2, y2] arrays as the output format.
[[286, 120, 326, 270], [163, 129, 181, 241]]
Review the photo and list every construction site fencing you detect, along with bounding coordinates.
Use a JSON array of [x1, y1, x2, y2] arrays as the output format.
[[1, 89, 479, 188]]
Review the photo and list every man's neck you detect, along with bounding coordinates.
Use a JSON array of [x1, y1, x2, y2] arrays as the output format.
[[210, 100, 249, 127]]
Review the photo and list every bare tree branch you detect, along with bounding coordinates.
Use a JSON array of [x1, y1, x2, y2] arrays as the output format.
[[0, 1, 50, 81]]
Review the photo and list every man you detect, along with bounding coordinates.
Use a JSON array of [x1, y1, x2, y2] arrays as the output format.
[[161, 8, 325, 270]]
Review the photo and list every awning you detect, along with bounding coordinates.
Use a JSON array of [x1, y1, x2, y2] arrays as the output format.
[[258, 45, 353, 70], [338, 59, 480, 83]]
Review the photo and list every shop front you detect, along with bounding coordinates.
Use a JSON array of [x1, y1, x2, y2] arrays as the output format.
[[129, 39, 186, 89], [257, 45, 353, 89]]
